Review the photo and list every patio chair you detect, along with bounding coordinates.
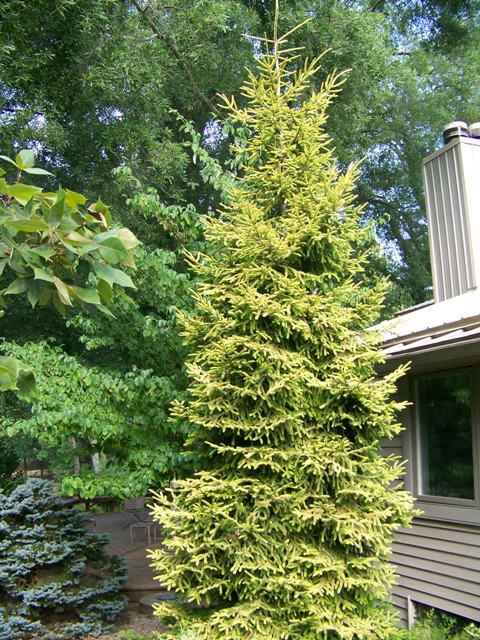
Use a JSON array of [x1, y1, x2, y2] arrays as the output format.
[[130, 520, 158, 545], [122, 496, 147, 528]]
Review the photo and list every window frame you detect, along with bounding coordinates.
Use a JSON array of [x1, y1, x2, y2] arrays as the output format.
[[411, 365, 480, 511]]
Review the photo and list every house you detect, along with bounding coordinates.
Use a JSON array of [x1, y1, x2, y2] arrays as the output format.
[[376, 123, 480, 628]]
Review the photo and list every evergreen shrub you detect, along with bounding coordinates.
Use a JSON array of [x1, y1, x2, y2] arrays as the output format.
[[149, 14, 415, 640], [0, 478, 127, 639]]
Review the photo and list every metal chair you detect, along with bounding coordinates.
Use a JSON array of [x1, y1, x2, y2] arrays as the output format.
[[130, 520, 158, 545], [122, 496, 147, 528]]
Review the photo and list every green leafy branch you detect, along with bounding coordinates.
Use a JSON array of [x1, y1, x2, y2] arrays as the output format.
[[0, 149, 141, 397]]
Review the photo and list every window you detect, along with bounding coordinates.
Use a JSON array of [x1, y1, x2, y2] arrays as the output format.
[[415, 368, 477, 503]]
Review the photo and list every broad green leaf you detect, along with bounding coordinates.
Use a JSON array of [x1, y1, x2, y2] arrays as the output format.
[[8, 255, 29, 276], [39, 289, 53, 305], [27, 280, 42, 308], [91, 303, 115, 317], [54, 229, 84, 253], [16, 369, 37, 400], [16, 243, 52, 269], [88, 197, 110, 215], [65, 189, 87, 208], [29, 245, 57, 260], [23, 167, 54, 176], [22, 194, 39, 218], [93, 228, 118, 243], [0, 357, 20, 390], [1, 224, 17, 247], [117, 252, 136, 268], [69, 286, 101, 305], [57, 217, 81, 231], [61, 230, 96, 245], [16, 149, 35, 169], [39, 192, 57, 202], [33, 267, 54, 282], [97, 237, 129, 264], [6, 183, 43, 206], [88, 197, 111, 226], [0, 177, 8, 194], [117, 227, 141, 250], [91, 262, 135, 288], [53, 294, 67, 316], [0, 168, 5, 177], [98, 278, 113, 304], [0, 155, 19, 169], [18, 245, 44, 269], [6, 217, 49, 232], [5, 278, 30, 295], [77, 242, 101, 257], [115, 289, 134, 304], [0, 258, 8, 277], [53, 276, 73, 306], [45, 187, 66, 226]]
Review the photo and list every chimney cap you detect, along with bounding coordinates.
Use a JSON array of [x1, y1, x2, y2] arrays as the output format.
[[443, 121, 469, 145], [468, 122, 480, 139]]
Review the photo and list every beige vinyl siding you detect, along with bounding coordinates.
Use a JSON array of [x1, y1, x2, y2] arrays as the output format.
[[391, 519, 480, 625], [378, 432, 411, 626], [390, 593, 410, 627], [379, 435, 403, 459], [380, 430, 480, 626]]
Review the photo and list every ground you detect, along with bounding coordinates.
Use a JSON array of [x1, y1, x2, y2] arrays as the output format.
[[97, 602, 166, 638]]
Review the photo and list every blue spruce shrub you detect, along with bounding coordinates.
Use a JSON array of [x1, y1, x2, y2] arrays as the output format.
[[0, 478, 127, 639]]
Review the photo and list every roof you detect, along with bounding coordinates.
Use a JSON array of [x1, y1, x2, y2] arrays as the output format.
[[373, 289, 480, 358]]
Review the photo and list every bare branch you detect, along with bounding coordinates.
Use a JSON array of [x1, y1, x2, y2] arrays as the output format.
[[370, 0, 387, 11], [129, 0, 223, 119]]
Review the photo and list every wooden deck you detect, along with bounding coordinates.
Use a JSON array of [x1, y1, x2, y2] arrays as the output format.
[[92, 511, 166, 601]]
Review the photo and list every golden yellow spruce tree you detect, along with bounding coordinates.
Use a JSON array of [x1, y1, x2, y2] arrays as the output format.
[[149, 13, 414, 640]]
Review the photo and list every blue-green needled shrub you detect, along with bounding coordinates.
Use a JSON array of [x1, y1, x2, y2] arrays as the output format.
[[0, 478, 127, 639]]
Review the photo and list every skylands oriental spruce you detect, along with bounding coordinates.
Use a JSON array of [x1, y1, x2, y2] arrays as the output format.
[[150, 20, 414, 640]]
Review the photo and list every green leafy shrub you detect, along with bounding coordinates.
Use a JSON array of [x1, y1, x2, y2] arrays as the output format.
[[0, 478, 127, 639], [0, 148, 140, 399], [399, 608, 480, 640], [2, 337, 190, 501], [0, 149, 140, 318], [0, 434, 22, 493]]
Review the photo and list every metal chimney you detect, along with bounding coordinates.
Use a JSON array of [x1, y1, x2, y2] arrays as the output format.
[[422, 123, 480, 303]]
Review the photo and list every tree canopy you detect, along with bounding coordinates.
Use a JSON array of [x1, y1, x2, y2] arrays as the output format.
[[1, 0, 479, 302]]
